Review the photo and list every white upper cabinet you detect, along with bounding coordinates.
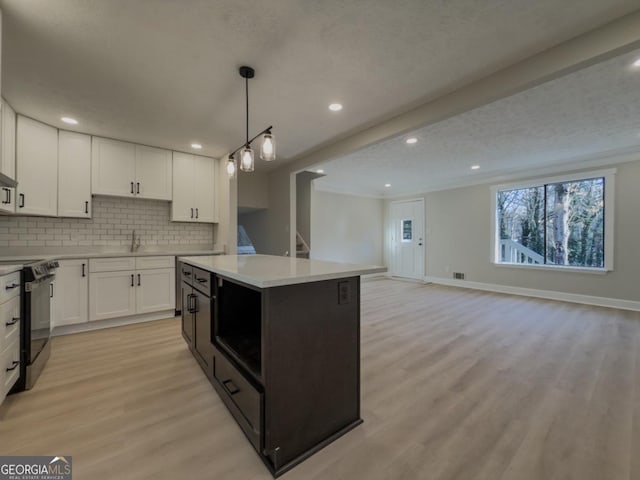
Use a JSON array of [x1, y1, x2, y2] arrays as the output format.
[[135, 145, 172, 200], [91, 137, 136, 197], [0, 100, 16, 214], [171, 152, 217, 223], [91, 137, 172, 200], [16, 116, 58, 216], [58, 131, 91, 218], [194, 154, 217, 223], [1, 100, 15, 180]]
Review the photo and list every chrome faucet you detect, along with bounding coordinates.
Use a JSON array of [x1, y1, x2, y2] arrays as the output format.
[[131, 229, 141, 252]]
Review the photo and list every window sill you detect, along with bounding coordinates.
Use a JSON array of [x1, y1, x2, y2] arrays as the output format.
[[493, 262, 610, 275]]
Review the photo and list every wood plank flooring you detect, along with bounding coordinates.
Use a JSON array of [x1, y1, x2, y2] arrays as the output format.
[[1, 279, 639, 479]]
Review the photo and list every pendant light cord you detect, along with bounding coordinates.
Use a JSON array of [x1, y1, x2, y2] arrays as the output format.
[[245, 75, 249, 147]]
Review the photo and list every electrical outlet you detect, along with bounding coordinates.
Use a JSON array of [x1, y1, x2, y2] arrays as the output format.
[[338, 281, 351, 305]]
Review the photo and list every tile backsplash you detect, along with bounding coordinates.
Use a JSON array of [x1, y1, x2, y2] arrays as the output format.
[[0, 196, 214, 248]]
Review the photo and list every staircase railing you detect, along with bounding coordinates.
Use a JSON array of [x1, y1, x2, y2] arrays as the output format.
[[500, 239, 544, 264], [296, 231, 310, 259]]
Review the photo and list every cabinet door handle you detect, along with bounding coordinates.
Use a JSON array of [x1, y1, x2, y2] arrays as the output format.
[[6, 360, 19, 372], [2, 188, 9, 204], [5, 317, 19, 326], [50, 283, 54, 298], [131, 182, 135, 194], [190, 208, 194, 218], [131, 274, 134, 287], [222, 379, 240, 395], [195, 208, 198, 219], [5, 283, 19, 290], [182, 270, 191, 276], [137, 273, 141, 286], [19, 193, 24, 208], [85, 201, 89, 214], [136, 182, 140, 194], [81, 263, 86, 277]]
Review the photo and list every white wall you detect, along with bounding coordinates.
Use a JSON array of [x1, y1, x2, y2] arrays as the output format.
[[311, 186, 383, 265], [384, 159, 640, 303], [238, 171, 269, 210]]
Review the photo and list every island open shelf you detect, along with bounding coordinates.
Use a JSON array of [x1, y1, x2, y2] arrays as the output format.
[[178, 255, 385, 477]]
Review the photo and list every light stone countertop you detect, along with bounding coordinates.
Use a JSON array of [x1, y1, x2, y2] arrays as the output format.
[[179, 254, 387, 288], [0, 264, 23, 276], [0, 246, 224, 263]]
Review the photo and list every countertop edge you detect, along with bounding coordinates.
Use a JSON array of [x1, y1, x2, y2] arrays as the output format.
[[0, 250, 225, 262], [178, 255, 387, 288]]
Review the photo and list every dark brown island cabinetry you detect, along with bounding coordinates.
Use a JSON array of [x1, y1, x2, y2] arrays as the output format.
[[179, 260, 362, 477]]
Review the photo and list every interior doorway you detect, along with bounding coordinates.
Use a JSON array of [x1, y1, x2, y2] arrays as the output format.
[[389, 199, 425, 280]]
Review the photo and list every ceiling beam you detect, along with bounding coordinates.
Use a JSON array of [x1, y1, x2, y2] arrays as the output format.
[[276, 9, 640, 175]]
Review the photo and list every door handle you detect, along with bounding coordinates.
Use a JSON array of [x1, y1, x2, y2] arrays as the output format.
[[5, 317, 19, 326], [222, 379, 240, 395], [2, 188, 9, 204], [50, 283, 54, 298], [5, 283, 19, 290], [81, 263, 86, 277], [136, 182, 140, 194], [137, 273, 141, 286], [131, 274, 134, 287], [6, 360, 19, 372], [131, 182, 135, 194], [195, 208, 198, 219], [85, 201, 89, 214], [190, 208, 194, 219], [19, 193, 24, 208]]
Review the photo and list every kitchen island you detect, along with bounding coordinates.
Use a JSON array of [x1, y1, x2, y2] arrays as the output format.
[[178, 254, 385, 477]]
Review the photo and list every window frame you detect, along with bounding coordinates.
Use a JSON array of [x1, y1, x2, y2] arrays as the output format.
[[490, 168, 615, 273]]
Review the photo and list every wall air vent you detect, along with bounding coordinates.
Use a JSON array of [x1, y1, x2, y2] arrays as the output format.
[[453, 272, 465, 280]]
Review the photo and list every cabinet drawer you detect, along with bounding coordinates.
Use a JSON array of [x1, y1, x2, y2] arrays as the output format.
[[180, 263, 193, 286], [0, 296, 20, 350], [192, 267, 212, 296], [0, 271, 21, 304], [89, 257, 136, 273], [213, 351, 262, 451], [1, 339, 20, 398], [135, 256, 174, 270]]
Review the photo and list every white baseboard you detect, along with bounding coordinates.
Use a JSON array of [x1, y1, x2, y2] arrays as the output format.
[[423, 276, 640, 312], [51, 310, 176, 337]]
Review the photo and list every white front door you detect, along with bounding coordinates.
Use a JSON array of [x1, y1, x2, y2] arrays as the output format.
[[390, 199, 425, 280]]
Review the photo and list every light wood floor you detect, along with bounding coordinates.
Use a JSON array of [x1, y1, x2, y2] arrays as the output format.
[[1, 279, 639, 479]]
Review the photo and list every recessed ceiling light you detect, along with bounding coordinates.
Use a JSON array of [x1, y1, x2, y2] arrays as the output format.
[[316, 169, 324, 174], [191, 143, 202, 150], [61, 117, 78, 125], [471, 165, 480, 170], [406, 138, 417, 144], [384, 183, 391, 188], [328, 103, 343, 112], [632, 58, 640, 68]]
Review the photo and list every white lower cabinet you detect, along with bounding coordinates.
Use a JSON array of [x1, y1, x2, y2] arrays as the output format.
[[88, 256, 175, 322], [89, 270, 137, 321], [1, 270, 21, 406], [136, 268, 175, 314], [54, 259, 89, 327]]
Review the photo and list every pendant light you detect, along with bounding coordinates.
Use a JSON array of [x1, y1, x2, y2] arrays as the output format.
[[228, 66, 276, 176]]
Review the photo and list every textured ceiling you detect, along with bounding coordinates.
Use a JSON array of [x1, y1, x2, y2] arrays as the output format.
[[313, 48, 640, 196], [1, 0, 639, 170]]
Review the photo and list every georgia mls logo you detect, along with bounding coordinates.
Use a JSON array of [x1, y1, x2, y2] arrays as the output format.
[[0, 455, 72, 480]]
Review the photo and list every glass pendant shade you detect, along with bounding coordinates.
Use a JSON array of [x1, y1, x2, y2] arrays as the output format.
[[226, 158, 236, 177], [260, 133, 276, 161], [240, 147, 254, 172]]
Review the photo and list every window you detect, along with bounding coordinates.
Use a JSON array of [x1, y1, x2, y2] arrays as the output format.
[[402, 220, 413, 242], [492, 169, 615, 271]]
